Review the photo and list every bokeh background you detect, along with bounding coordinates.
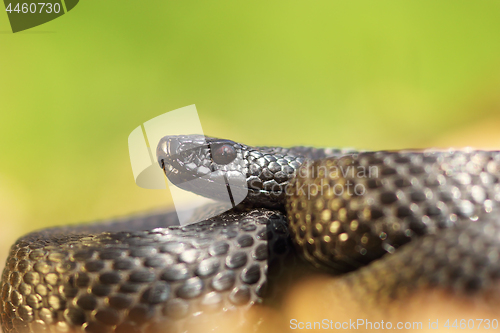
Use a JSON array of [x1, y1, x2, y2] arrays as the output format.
[[1, 0, 500, 300]]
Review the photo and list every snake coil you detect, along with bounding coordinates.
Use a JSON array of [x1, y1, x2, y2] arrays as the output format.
[[2, 135, 500, 333]]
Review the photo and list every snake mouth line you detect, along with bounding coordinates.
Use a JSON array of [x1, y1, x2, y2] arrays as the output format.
[[160, 156, 287, 189]]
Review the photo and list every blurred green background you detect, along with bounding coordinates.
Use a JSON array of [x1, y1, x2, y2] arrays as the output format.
[[1, 0, 500, 262]]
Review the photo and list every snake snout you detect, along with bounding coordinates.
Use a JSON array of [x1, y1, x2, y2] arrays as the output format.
[[156, 136, 178, 169], [156, 135, 220, 190], [156, 135, 206, 169]]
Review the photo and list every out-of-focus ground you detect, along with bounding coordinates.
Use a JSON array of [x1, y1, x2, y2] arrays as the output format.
[[173, 275, 500, 333]]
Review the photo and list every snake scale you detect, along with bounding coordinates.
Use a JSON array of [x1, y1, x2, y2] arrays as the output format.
[[2, 134, 500, 333]]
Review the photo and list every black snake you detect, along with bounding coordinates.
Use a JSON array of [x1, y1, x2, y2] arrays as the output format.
[[2, 135, 500, 333]]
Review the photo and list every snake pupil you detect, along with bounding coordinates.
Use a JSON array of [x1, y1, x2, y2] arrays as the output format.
[[210, 143, 237, 165]]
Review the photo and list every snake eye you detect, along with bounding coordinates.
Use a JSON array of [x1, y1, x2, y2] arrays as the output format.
[[210, 143, 237, 165]]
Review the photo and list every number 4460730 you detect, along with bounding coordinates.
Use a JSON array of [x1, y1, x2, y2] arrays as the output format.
[[5, 3, 61, 14], [443, 319, 499, 329]]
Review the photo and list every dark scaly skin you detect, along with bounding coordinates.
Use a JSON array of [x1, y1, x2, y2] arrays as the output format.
[[287, 150, 500, 303], [2, 135, 500, 333], [1, 209, 294, 333]]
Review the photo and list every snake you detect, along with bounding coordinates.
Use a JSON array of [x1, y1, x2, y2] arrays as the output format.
[[2, 134, 500, 333]]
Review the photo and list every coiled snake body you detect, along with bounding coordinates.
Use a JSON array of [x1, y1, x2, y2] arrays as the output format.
[[2, 135, 500, 333]]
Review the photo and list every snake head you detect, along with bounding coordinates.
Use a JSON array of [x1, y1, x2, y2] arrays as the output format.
[[156, 135, 248, 202], [157, 135, 310, 208]]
